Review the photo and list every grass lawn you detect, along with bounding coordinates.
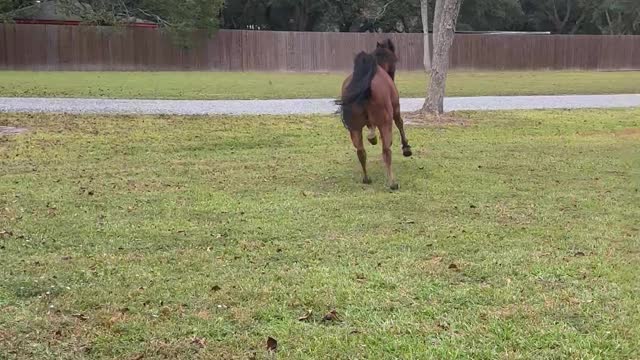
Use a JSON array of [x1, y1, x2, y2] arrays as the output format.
[[1, 109, 639, 359], [1, 70, 640, 100]]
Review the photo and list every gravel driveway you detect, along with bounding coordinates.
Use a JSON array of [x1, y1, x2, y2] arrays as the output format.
[[1, 94, 639, 115]]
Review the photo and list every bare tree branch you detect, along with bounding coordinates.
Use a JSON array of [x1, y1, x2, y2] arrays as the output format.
[[134, 7, 171, 27], [374, 0, 397, 20]]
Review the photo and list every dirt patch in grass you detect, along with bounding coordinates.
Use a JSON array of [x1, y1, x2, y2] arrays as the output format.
[[403, 111, 469, 127], [577, 127, 640, 139], [0, 126, 28, 136], [615, 128, 640, 138]]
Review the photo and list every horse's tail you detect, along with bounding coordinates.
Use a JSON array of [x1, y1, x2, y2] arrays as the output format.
[[336, 51, 378, 130]]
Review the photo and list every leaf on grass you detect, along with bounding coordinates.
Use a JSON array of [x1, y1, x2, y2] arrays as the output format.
[[72, 313, 88, 321], [323, 310, 340, 321], [266, 337, 278, 352], [160, 307, 171, 316], [191, 337, 206, 348], [298, 310, 313, 321]]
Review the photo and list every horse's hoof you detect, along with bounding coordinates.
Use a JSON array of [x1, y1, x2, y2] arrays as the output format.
[[389, 183, 399, 191], [368, 136, 378, 145], [402, 146, 412, 157], [363, 176, 372, 184]]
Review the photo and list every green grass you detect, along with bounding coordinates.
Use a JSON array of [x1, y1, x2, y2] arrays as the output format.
[[1, 109, 639, 359], [1, 70, 640, 99]]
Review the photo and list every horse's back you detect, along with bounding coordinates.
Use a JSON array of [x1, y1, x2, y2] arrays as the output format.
[[367, 67, 398, 126], [340, 66, 397, 130]]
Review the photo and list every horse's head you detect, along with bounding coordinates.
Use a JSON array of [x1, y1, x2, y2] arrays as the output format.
[[373, 38, 398, 80], [376, 39, 396, 54]]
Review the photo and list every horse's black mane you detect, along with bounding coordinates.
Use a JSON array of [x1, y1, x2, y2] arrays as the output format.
[[373, 38, 397, 80], [373, 47, 397, 66], [374, 39, 397, 63]]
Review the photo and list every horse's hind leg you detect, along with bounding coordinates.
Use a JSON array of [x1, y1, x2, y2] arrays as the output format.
[[366, 125, 377, 145], [350, 130, 371, 184], [379, 124, 398, 190], [393, 104, 412, 157]]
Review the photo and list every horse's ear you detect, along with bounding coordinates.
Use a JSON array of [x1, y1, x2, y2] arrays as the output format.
[[385, 39, 395, 51]]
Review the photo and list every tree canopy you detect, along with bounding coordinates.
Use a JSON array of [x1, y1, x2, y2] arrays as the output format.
[[2, 0, 639, 35], [221, 0, 640, 34]]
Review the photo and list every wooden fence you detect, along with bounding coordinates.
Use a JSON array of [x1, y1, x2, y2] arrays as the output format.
[[1, 24, 639, 71]]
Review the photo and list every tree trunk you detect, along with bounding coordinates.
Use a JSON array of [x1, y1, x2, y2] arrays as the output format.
[[421, 0, 431, 73], [431, 0, 445, 50], [422, 0, 462, 115]]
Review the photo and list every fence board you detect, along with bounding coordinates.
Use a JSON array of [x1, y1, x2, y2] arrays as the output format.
[[0, 24, 638, 71]]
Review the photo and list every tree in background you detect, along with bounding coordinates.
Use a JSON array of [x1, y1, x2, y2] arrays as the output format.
[[222, 0, 421, 32], [420, 0, 431, 72], [0, 0, 33, 20], [457, 0, 523, 31], [220, 0, 640, 35], [3, 0, 639, 35], [591, 0, 640, 35], [1, 0, 225, 45]]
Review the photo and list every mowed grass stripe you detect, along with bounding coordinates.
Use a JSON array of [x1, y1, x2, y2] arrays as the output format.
[[1, 70, 640, 100]]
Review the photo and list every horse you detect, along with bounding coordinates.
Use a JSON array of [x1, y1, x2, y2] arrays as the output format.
[[337, 40, 412, 190], [358, 38, 409, 152]]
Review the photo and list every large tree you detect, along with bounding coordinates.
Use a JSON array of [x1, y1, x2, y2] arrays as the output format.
[[421, 0, 462, 115]]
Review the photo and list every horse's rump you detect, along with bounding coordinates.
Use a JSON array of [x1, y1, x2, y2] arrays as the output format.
[[337, 52, 378, 130]]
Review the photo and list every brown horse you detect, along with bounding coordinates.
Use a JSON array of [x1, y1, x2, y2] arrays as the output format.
[[337, 41, 412, 190], [340, 40, 403, 146]]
